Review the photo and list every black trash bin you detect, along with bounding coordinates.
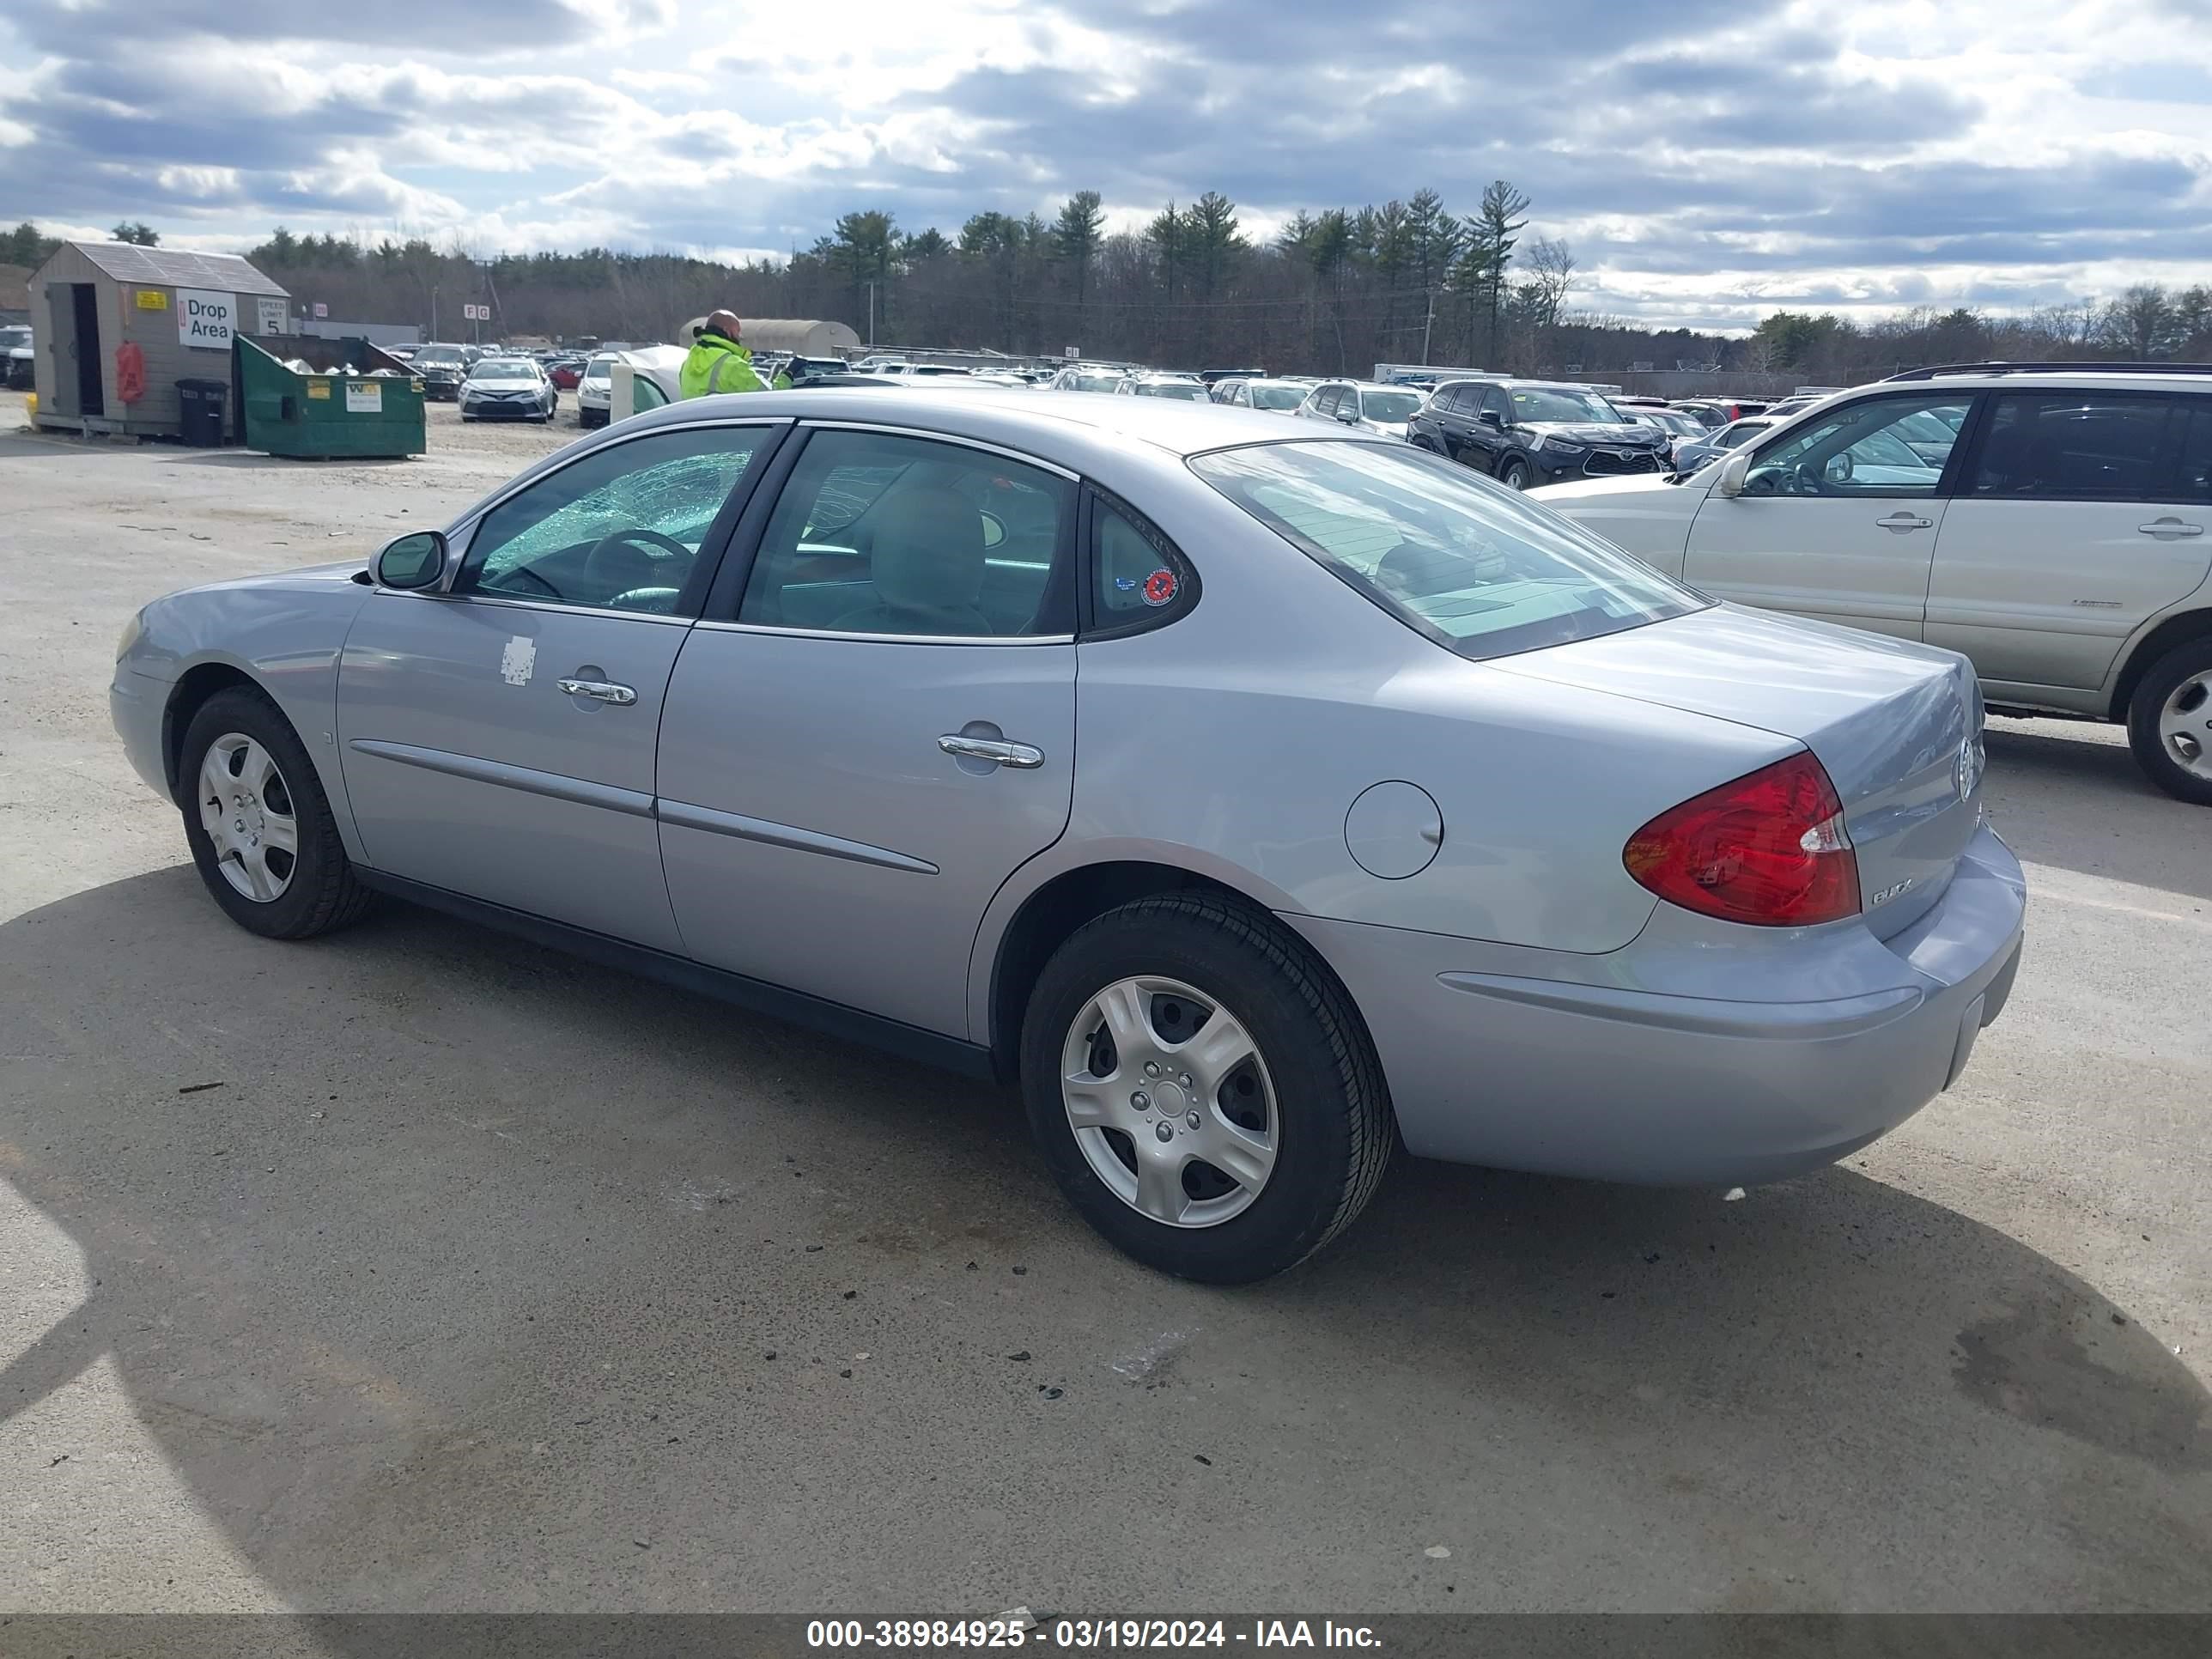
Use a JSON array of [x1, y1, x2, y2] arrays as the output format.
[[177, 379, 228, 447]]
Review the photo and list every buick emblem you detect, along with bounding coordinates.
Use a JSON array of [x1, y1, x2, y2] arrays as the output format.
[[1954, 735, 1984, 802]]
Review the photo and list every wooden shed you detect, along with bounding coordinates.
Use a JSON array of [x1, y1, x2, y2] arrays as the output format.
[[28, 242, 289, 440]]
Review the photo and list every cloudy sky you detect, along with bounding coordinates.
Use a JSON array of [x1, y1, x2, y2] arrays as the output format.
[[3, 0, 2209, 330]]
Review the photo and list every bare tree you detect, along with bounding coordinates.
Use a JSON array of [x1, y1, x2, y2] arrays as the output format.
[[1519, 236, 1577, 328]]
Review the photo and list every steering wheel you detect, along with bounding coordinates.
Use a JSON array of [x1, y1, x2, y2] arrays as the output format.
[[488, 565, 560, 599], [589, 526, 692, 562]]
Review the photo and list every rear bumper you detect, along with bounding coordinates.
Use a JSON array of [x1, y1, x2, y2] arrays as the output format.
[[1290, 825, 2026, 1186]]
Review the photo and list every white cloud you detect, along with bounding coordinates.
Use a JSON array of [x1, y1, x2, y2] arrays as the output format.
[[0, 0, 2208, 326]]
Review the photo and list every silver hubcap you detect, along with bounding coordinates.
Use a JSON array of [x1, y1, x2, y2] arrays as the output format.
[[1060, 975, 1279, 1229], [198, 733, 298, 902], [2158, 672, 2212, 779]]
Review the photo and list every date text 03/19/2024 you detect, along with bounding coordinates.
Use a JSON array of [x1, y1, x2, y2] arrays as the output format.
[[805, 1619, 1383, 1650]]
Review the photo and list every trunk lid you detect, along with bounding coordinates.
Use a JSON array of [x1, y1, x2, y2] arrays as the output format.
[[1492, 604, 1983, 938]]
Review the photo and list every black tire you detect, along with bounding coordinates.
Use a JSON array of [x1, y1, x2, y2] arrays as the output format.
[[179, 687, 378, 939], [1020, 895, 1392, 1284], [2126, 636, 2212, 805], [1498, 458, 1530, 490]]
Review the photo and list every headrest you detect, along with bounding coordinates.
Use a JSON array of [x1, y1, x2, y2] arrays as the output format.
[[872, 487, 986, 611]]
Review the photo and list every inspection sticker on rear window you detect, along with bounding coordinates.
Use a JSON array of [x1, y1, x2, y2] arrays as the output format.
[[1143, 568, 1178, 606]]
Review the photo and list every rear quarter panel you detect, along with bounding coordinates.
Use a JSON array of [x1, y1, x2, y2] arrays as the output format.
[[964, 473, 1794, 1036]]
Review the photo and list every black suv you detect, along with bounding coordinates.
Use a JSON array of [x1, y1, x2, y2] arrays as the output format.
[[410, 345, 469, 402], [1407, 378, 1670, 489]]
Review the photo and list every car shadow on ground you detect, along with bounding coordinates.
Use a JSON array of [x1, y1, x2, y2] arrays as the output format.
[[1, 866, 2206, 1615], [1983, 716, 2212, 904]]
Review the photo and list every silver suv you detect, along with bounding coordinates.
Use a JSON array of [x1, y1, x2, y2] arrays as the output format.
[[1543, 363, 2212, 803]]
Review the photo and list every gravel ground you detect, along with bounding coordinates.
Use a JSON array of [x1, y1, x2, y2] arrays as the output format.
[[0, 388, 2205, 1619]]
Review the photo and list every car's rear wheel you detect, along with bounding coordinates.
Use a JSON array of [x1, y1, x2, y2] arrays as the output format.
[[1021, 895, 1391, 1283], [2128, 637, 2212, 805], [1498, 458, 1530, 490], [179, 688, 377, 939]]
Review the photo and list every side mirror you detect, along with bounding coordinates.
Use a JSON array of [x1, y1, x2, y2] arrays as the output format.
[[1717, 452, 1753, 498], [1478, 410, 1504, 428], [1335, 405, 1360, 424], [374, 530, 448, 590]]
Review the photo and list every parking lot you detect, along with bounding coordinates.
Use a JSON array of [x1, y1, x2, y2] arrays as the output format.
[[1, 385, 2207, 1613]]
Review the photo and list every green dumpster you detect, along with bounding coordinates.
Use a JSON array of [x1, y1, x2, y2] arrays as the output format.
[[236, 335, 426, 459]]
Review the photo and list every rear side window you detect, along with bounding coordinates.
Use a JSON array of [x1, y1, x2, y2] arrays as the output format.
[[2172, 402, 2212, 501], [1190, 441, 1705, 661], [1088, 490, 1196, 635], [739, 429, 1073, 637], [1970, 394, 2177, 500], [1310, 387, 1340, 416]]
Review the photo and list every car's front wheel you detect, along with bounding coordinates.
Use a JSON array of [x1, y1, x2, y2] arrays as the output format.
[[179, 688, 377, 939], [1021, 895, 1391, 1283], [1498, 458, 1530, 489], [2128, 637, 2212, 805]]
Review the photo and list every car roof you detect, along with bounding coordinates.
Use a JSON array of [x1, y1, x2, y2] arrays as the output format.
[[601, 386, 1387, 461]]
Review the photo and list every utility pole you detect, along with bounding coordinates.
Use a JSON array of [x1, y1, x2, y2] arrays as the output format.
[[430, 284, 439, 342], [1420, 286, 1437, 364], [867, 281, 877, 347]]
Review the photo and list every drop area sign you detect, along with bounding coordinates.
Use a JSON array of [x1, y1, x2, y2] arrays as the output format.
[[177, 289, 235, 350]]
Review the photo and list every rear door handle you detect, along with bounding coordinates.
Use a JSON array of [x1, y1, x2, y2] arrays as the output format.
[[1876, 512, 1935, 532], [557, 678, 637, 706], [938, 734, 1043, 769], [2138, 517, 2204, 538]]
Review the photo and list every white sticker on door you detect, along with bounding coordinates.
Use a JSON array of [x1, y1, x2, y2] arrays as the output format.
[[500, 635, 536, 686]]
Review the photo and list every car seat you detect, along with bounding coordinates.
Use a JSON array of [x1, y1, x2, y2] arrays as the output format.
[[831, 488, 992, 635]]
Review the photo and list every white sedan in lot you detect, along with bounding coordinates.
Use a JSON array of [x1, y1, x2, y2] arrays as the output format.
[[459, 357, 558, 423]]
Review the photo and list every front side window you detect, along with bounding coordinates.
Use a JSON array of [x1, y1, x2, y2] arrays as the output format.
[[1191, 441, 1705, 660], [1310, 387, 1342, 416], [1969, 393, 2176, 501], [1480, 388, 1513, 423], [459, 426, 768, 614], [1743, 395, 1970, 497], [738, 429, 1073, 637]]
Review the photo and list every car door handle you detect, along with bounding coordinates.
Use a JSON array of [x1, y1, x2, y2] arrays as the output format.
[[557, 678, 638, 706], [2138, 517, 2204, 538], [938, 734, 1044, 769], [1876, 512, 1934, 532]]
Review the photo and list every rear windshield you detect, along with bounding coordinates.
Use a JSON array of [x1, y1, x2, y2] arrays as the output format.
[[1136, 381, 1209, 400], [1249, 384, 1306, 410], [1189, 441, 1706, 660]]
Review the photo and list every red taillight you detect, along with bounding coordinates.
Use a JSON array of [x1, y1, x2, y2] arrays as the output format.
[[1623, 751, 1860, 927]]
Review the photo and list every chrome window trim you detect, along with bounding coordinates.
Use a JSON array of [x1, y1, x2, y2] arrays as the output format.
[[693, 620, 1074, 647], [363, 588, 693, 624], [792, 420, 1081, 481]]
